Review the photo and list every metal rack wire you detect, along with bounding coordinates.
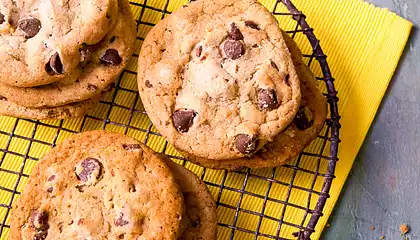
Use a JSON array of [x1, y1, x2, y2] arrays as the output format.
[[0, 0, 340, 239]]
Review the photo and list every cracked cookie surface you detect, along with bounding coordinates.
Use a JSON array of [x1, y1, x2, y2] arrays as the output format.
[[0, 0, 119, 87], [0, 0, 136, 108], [185, 32, 328, 169], [138, 0, 301, 160], [10, 131, 184, 240]]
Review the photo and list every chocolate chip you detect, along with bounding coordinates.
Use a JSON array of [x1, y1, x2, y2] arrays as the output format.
[[18, 17, 41, 38], [47, 175, 56, 181], [223, 40, 245, 60], [285, 74, 290, 86], [115, 213, 129, 226], [270, 60, 279, 71], [45, 52, 64, 75], [235, 134, 258, 155], [30, 210, 49, 232], [196, 45, 203, 57], [172, 109, 197, 133], [75, 158, 103, 182], [182, 4, 188, 8], [122, 144, 141, 151], [46, 187, 53, 193], [33, 231, 48, 240], [0, 13, 4, 24], [294, 107, 313, 130], [87, 84, 98, 91], [110, 36, 116, 43], [0, 95, 7, 101], [258, 88, 279, 110], [245, 21, 259, 30], [228, 23, 243, 40], [100, 49, 122, 65], [145, 80, 153, 88]]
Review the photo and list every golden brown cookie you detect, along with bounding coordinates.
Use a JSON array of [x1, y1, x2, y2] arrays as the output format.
[[0, 0, 136, 108], [138, 0, 301, 160], [10, 131, 185, 239], [0, 0, 119, 87], [184, 32, 328, 169], [165, 160, 217, 240]]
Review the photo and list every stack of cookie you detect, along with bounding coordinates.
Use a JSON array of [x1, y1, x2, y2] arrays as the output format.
[[11, 131, 217, 239], [0, 0, 136, 120], [137, 0, 328, 169]]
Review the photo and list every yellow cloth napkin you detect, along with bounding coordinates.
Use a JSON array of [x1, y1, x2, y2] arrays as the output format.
[[0, 0, 412, 239]]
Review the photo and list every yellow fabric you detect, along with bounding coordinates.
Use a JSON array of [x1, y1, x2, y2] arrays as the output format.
[[0, 0, 412, 239]]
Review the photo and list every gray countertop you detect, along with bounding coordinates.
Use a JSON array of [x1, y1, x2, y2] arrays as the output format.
[[321, 0, 420, 239]]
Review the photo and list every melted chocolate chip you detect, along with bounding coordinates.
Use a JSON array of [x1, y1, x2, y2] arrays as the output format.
[[235, 134, 258, 155], [270, 60, 279, 71], [245, 21, 259, 30], [172, 109, 197, 133], [100, 49, 122, 65], [75, 158, 103, 182], [115, 213, 129, 226], [0, 13, 4, 24], [46, 187, 53, 193], [45, 52, 64, 75], [18, 17, 41, 38], [294, 107, 313, 130], [122, 144, 141, 151], [228, 22, 243, 40], [0, 95, 7, 101], [110, 36, 116, 43], [87, 84, 98, 91], [30, 210, 49, 232], [258, 88, 279, 110], [47, 175, 56, 181], [196, 45, 203, 57], [223, 40, 245, 60], [145, 80, 153, 88]]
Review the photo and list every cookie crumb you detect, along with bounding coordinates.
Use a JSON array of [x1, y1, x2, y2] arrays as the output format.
[[370, 225, 375, 230], [400, 224, 409, 235]]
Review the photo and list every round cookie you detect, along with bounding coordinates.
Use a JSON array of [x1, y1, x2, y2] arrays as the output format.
[[10, 131, 185, 240], [184, 32, 328, 169], [138, 0, 301, 160], [0, 94, 101, 120], [0, 0, 136, 108], [0, 0, 119, 87], [164, 160, 217, 240]]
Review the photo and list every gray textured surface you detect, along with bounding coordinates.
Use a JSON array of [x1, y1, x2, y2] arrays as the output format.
[[321, 0, 420, 239]]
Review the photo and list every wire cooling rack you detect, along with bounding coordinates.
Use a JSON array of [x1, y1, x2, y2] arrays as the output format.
[[0, 0, 340, 239]]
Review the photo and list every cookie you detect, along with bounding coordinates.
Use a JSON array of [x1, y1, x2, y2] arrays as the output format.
[[0, 94, 102, 120], [10, 131, 185, 240], [184, 32, 328, 169], [0, 0, 136, 108], [0, 0, 119, 87], [138, 0, 301, 160], [164, 160, 217, 239]]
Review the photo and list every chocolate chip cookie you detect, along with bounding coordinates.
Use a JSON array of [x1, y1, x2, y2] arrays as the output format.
[[10, 131, 185, 239], [184, 32, 328, 169], [165, 160, 217, 239], [138, 0, 301, 160], [0, 0, 136, 108], [0, 0, 119, 87], [0, 94, 101, 120]]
